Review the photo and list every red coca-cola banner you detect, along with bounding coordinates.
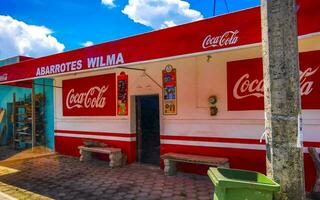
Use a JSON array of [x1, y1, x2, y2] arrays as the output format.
[[62, 74, 116, 116], [0, 0, 319, 84], [227, 50, 320, 110]]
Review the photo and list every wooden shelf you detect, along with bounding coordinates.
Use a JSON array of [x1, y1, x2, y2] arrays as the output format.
[[12, 90, 46, 150], [16, 132, 31, 136]]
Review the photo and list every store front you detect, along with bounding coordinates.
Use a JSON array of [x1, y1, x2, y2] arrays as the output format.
[[0, 0, 319, 191], [0, 56, 54, 152]]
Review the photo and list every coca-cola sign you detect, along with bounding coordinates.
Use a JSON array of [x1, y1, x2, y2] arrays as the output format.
[[227, 50, 320, 110], [0, 73, 8, 81], [62, 74, 116, 116], [66, 86, 109, 109], [233, 67, 319, 100], [202, 30, 239, 49]]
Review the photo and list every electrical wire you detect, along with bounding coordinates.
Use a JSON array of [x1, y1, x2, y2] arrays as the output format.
[[213, 0, 217, 16], [224, 0, 230, 13], [213, 0, 230, 16]]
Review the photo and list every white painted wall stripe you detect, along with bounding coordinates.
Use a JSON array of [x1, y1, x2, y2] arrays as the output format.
[[160, 139, 266, 150], [160, 139, 319, 153], [55, 132, 319, 152], [54, 133, 136, 142]]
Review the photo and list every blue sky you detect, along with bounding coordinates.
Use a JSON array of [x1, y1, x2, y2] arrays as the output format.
[[0, 0, 260, 59]]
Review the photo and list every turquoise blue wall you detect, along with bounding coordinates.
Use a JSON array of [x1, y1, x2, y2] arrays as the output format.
[[0, 86, 31, 146], [0, 78, 54, 150]]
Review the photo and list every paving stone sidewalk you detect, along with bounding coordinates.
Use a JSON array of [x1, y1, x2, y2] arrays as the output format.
[[0, 155, 213, 200]]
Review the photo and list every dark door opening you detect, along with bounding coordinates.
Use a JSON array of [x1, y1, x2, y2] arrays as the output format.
[[136, 95, 160, 165]]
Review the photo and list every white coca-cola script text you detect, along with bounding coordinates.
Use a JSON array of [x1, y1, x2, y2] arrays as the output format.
[[202, 30, 239, 49], [66, 85, 109, 109], [233, 67, 319, 99]]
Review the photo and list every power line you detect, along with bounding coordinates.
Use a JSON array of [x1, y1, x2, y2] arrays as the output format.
[[213, 0, 217, 16], [224, 0, 230, 13], [213, 0, 230, 16]]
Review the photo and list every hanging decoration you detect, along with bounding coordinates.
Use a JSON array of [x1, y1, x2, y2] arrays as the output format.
[[162, 64, 177, 115], [117, 72, 128, 115]]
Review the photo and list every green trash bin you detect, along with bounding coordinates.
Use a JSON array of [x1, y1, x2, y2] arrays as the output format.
[[207, 167, 280, 200]]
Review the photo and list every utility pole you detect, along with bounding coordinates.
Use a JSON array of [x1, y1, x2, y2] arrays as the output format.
[[261, 0, 306, 200]]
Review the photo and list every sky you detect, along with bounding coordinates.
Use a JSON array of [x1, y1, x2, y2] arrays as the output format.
[[0, 0, 260, 59]]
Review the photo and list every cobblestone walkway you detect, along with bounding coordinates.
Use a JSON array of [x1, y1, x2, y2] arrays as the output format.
[[0, 155, 213, 200]]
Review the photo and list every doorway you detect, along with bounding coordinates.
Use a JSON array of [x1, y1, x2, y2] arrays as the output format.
[[136, 95, 160, 165]]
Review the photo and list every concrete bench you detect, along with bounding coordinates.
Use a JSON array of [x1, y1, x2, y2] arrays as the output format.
[[78, 146, 123, 168], [161, 153, 229, 176]]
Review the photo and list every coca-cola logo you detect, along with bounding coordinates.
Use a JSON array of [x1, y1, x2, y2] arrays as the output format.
[[233, 67, 319, 99], [0, 73, 8, 81], [202, 30, 239, 49], [66, 85, 109, 109]]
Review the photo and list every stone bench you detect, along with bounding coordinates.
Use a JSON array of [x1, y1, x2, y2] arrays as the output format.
[[78, 146, 123, 168], [161, 153, 229, 176]]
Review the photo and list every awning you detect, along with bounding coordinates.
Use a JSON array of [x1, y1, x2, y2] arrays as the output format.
[[0, 0, 319, 84]]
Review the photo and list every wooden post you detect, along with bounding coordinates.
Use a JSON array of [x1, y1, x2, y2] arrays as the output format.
[[42, 79, 46, 147], [12, 93, 16, 149], [32, 81, 36, 149], [261, 0, 306, 199], [135, 96, 142, 163]]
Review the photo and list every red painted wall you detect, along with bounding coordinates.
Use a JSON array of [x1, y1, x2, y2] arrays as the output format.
[[55, 136, 136, 163], [55, 134, 317, 192], [160, 144, 316, 192]]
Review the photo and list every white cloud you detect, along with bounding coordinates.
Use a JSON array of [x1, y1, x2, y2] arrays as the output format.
[[82, 41, 94, 47], [101, 0, 116, 8], [122, 0, 203, 29], [0, 15, 65, 59]]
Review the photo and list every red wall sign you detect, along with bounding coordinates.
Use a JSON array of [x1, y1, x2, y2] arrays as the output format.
[[62, 74, 116, 116], [0, 0, 319, 84], [227, 50, 320, 110]]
